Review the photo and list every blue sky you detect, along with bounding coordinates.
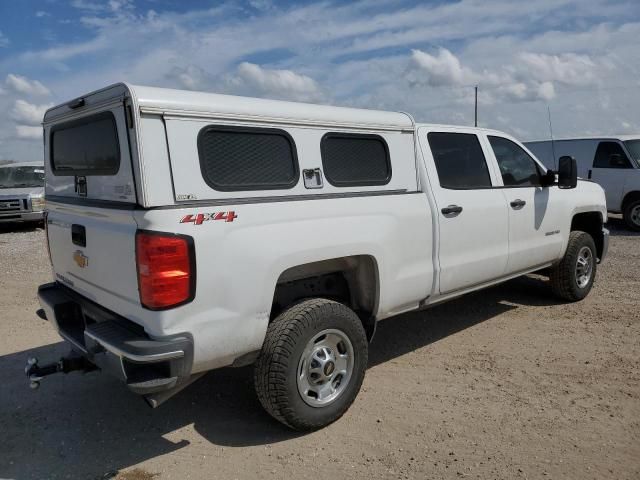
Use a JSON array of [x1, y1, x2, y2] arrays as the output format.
[[1, 0, 639, 161]]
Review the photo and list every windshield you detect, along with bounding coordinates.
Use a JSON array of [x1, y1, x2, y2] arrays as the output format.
[[623, 140, 640, 165], [0, 166, 45, 189]]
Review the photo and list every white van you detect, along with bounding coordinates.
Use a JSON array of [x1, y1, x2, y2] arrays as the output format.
[[525, 137, 640, 230], [0, 162, 46, 223]]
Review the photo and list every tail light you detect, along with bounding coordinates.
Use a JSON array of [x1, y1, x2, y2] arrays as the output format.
[[135, 231, 195, 310]]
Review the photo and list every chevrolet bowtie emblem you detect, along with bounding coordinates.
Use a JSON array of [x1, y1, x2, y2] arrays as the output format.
[[73, 250, 89, 268]]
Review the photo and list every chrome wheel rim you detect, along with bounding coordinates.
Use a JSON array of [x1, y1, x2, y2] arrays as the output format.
[[575, 246, 593, 289], [631, 205, 640, 227], [297, 328, 354, 408]]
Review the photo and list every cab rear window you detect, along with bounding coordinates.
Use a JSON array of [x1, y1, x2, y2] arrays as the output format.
[[50, 112, 120, 176]]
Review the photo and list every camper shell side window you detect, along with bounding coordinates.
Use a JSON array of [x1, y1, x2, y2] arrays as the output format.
[[320, 133, 391, 187], [197, 125, 299, 192]]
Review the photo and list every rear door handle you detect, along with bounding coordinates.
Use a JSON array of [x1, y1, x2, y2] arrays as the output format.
[[510, 199, 526, 210], [441, 205, 463, 217]]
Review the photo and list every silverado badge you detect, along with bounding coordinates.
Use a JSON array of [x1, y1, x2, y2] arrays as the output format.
[[73, 250, 89, 268]]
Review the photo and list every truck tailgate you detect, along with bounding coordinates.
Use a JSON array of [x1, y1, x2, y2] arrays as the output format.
[[47, 201, 140, 314]]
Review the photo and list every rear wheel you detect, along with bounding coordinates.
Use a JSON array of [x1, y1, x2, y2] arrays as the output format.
[[254, 298, 367, 430], [549, 231, 597, 301], [623, 199, 640, 231]]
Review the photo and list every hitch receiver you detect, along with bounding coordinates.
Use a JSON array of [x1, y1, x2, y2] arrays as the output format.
[[25, 354, 96, 389]]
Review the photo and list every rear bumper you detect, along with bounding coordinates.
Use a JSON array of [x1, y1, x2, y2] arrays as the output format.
[[37, 282, 193, 395], [0, 211, 44, 222]]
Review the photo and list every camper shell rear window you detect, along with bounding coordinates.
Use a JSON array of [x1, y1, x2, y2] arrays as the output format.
[[50, 111, 120, 176]]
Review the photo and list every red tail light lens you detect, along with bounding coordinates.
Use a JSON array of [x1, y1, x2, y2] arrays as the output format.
[[136, 231, 195, 310]]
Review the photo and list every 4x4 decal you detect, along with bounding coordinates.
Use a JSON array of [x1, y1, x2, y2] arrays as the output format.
[[180, 211, 237, 225]]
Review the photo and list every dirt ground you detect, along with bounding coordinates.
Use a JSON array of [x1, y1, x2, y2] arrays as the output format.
[[0, 218, 638, 480]]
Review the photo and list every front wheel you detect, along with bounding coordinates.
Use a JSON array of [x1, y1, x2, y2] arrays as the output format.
[[254, 298, 368, 430], [623, 199, 640, 231], [549, 231, 597, 301]]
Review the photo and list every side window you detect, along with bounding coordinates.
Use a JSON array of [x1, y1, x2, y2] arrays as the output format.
[[320, 133, 391, 187], [427, 132, 492, 189], [593, 141, 632, 169], [197, 125, 299, 191], [488, 136, 542, 187]]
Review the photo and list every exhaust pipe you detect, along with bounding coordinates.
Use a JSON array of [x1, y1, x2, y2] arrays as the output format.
[[144, 372, 206, 408]]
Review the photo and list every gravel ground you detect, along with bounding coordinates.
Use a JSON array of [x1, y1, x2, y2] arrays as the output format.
[[0, 218, 638, 480]]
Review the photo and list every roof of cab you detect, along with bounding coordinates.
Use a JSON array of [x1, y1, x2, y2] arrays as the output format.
[[526, 135, 640, 143], [44, 82, 415, 131]]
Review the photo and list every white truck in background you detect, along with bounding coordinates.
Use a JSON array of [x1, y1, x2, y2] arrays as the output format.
[[28, 84, 608, 430], [526, 137, 640, 230], [0, 162, 46, 224]]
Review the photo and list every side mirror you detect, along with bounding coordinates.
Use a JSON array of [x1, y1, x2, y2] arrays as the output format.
[[558, 155, 577, 189], [609, 153, 626, 167]]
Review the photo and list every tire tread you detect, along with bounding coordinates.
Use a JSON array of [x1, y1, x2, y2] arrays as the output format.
[[254, 298, 367, 430], [550, 230, 596, 301]]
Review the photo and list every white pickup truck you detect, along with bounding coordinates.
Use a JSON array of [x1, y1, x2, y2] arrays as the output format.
[[30, 83, 608, 430]]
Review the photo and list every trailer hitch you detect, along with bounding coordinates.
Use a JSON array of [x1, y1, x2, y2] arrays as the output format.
[[25, 354, 96, 389]]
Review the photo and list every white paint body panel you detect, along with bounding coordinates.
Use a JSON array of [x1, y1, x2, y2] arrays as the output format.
[[41, 84, 608, 374]]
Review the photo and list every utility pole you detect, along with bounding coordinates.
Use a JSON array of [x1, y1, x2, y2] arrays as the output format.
[[474, 85, 478, 127]]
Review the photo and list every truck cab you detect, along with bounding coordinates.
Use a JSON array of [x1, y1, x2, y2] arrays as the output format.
[[30, 83, 608, 431]]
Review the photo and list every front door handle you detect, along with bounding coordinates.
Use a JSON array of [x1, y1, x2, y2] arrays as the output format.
[[441, 205, 463, 217], [510, 199, 526, 210]]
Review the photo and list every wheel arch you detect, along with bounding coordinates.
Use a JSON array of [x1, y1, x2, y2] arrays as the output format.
[[622, 190, 640, 210], [271, 255, 380, 341], [570, 211, 605, 260]]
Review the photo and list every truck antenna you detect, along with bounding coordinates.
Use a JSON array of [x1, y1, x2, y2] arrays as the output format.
[[547, 105, 557, 170], [474, 85, 478, 127]]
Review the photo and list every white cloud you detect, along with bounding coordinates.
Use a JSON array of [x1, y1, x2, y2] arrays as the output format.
[[0, 0, 638, 161], [166, 65, 214, 91], [70, 0, 107, 11], [537, 82, 556, 102], [108, 0, 134, 12], [517, 52, 598, 86], [5, 74, 51, 96], [407, 48, 559, 103], [15, 125, 42, 140], [0, 30, 8, 48], [35, 11, 51, 18], [408, 48, 474, 87], [12, 100, 53, 126], [249, 0, 274, 11], [226, 62, 322, 102]]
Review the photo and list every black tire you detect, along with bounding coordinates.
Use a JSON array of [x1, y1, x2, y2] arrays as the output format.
[[549, 230, 597, 301], [623, 199, 640, 231], [254, 298, 368, 430]]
